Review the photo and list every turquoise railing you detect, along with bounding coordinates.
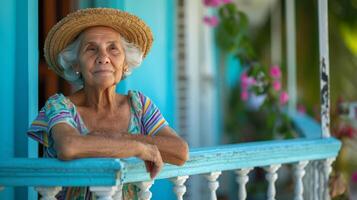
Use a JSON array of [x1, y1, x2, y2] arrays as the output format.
[[0, 114, 341, 199]]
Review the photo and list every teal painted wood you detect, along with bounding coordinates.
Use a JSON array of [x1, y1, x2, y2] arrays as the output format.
[[0, 158, 122, 187], [290, 112, 322, 138], [120, 137, 341, 183], [27, 0, 39, 160], [0, 138, 340, 190], [14, 0, 39, 199], [0, 1, 16, 199]]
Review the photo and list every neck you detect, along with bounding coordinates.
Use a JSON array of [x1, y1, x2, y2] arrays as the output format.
[[82, 85, 118, 112]]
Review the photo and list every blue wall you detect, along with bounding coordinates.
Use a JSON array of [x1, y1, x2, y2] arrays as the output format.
[[0, 0, 38, 199]]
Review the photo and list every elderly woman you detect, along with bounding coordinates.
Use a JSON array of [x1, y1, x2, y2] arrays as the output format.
[[27, 8, 189, 199]]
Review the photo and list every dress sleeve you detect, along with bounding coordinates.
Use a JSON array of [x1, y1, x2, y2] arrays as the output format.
[[27, 94, 77, 147], [138, 92, 169, 136]]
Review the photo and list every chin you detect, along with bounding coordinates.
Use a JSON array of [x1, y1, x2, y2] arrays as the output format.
[[94, 79, 116, 88]]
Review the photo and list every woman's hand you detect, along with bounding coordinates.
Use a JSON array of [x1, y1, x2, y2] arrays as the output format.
[[137, 143, 163, 179], [87, 131, 164, 178]]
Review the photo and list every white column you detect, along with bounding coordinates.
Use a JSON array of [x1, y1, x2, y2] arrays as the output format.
[[264, 164, 281, 200], [185, 1, 204, 199], [135, 181, 154, 200], [293, 161, 308, 200], [285, 0, 297, 113], [200, 5, 217, 148], [204, 171, 222, 200], [89, 186, 118, 200], [235, 168, 252, 200], [318, 0, 331, 138], [170, 176, 189, 200], [112, 184, 123, 200], [35, 186, 62, 200]]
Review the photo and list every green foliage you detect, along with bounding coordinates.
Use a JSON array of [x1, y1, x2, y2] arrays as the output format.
[[206, 2, 297, 141], [216, 3, 255, 65], [330, 0, 357, 27]]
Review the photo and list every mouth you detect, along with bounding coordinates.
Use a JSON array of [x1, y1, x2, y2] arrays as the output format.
[[93, 69, 115, 74]]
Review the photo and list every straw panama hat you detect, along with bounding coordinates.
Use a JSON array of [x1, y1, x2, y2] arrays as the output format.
[[44, 8, 153, 78]]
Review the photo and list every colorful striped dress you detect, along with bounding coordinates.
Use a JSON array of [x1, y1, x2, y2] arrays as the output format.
[[27, 90, 169, 200]]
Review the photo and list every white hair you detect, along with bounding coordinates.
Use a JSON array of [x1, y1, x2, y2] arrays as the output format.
[[57, 33, 144, 87]]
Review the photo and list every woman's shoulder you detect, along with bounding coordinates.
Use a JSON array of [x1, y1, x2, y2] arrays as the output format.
[[128, 90, 147, 103], [128, 90, 145, 97], [43, 93, 74, 111]]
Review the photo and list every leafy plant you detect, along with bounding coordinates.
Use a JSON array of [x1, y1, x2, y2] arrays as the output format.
[[203, 1, 297, 140]]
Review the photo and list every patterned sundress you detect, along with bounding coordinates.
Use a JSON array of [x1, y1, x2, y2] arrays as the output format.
[[27, 90, 169, 200]]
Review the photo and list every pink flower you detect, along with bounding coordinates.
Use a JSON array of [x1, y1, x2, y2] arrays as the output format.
[[241, 90, 249, 101], [270, 65, 282, 79], [241, 72, 256, 89], [203, 0, 221, 7], [203, 16, 219, 27], [297, 104, 306, 114], [272, 80, 281, 91], [352, 171, 357, 183], [221, 0, 232, 4], [279, 92, 289, 105]]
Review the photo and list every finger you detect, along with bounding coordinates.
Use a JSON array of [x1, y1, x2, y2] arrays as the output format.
[[150, 161, 163, 179], [150, 165, 160, 179], [145, 161, 154, 173]]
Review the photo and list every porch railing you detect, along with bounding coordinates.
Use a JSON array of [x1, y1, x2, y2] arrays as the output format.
[[0, 114, 341, 200]]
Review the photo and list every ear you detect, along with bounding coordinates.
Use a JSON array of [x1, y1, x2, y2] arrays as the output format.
[[123, 63, 129, 72], [73, 63, 80, 73]]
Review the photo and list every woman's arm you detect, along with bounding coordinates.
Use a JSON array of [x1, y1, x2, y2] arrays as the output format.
[[51, 123, 163, 178], [118, 126, 189, 166], [88, 126, 189, 166]]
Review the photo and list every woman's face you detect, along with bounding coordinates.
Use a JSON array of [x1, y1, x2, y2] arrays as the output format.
[[77, 26, 127, 89]]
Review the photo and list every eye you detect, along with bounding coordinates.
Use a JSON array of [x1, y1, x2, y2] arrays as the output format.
[[86, 45, 97, 52], [109, 44, 119, 50], [109, 44, 120, 54]]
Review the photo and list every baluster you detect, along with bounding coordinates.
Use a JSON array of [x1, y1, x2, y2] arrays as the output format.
[[235, 168, 252, 200], [323, 158, 335, 200], [135, 180, 154, 200], [90, 186, 118, 200], [305, 163, 313, 200], [318, 161, 325, 199], [170, 175, 189, 200], [313, 161, 319, 200], [309, 163, 314, 200], [112, 184, 123, 200], [264, 164, 281, 200], [204, 171, 221, 200], [293, 161, 308, 200], [35, 186, 62, 200]]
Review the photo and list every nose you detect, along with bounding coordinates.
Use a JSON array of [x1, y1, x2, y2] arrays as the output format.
[[96, 50, 110, 65]]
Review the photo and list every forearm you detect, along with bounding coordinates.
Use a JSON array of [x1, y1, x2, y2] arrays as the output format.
[[55, 133, 143, 160]]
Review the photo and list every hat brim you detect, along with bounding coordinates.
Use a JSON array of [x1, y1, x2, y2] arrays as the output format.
[[44, 8, 153, 78]]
